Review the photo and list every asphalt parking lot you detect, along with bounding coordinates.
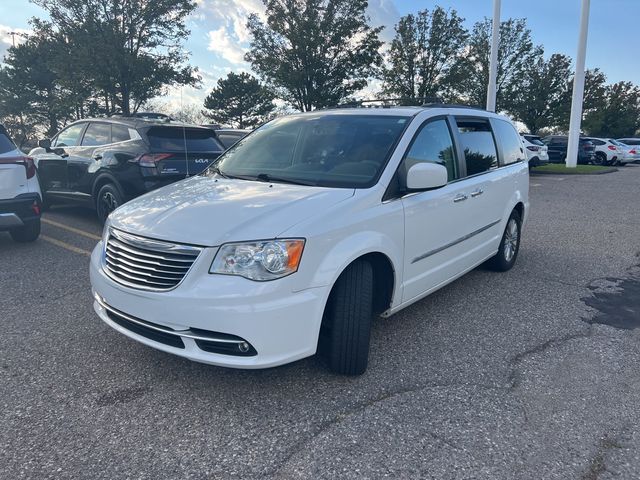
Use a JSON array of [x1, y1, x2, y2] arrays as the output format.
[[2, 166, 640, 480]]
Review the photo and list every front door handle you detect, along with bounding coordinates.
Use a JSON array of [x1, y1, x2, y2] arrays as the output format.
[[471, 188, 484, 198], [453, 193, 468, 203]]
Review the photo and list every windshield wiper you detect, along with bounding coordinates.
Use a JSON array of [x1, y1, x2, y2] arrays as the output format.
[[210, 165, 228, 178], [211, 166, 250, 181], [255, 173, 317, 186]]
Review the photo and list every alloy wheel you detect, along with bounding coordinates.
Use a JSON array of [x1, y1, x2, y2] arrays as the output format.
[[503, 219, 519, 262]]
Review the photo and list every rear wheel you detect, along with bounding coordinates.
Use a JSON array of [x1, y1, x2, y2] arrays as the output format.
[[95, 183, 123, 224], [593, 152, 607, 166], [488, 210, 521, 272], [321, 260, 374, 375], [10, 219, 41, 243]]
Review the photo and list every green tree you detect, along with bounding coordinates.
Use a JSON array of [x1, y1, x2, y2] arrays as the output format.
[[552, 69, 608, 133], [203, 72, 275, 128], [382, 7, 468, 104], [583, 81, 640, 137], [502, 53, 572, 134], [246, 0, 383, 111], [33, 0, 200, 115], [450, 18, 542, 109], [0, 29, 74, 140]]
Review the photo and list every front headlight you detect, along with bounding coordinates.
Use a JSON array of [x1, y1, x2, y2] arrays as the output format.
[[210, 239, 305, 281]]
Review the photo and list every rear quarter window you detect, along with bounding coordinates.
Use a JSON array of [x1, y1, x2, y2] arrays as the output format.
[[146, 127, 224, 152], [493, 119, 525, 165]]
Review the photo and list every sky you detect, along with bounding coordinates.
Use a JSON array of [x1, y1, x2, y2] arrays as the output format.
[[1, 0, 638, 110]]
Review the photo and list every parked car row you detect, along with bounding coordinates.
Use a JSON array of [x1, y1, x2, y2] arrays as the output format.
[[526, 134, 640, 166]]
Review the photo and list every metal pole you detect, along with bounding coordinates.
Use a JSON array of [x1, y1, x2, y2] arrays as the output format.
[[486, 0, 501, 112], [566, 0, 591, 168]]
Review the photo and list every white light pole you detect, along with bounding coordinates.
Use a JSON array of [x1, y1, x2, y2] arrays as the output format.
[[566, 0, 591, 168], [486, 0, 501, 112]]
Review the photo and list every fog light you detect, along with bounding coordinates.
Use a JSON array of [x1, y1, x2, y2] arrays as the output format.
[[238, 342, 250, 353]]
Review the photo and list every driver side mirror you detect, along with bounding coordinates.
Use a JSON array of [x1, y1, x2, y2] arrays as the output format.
[[38, 138, 52, 151], [406, 162, 448, 191]]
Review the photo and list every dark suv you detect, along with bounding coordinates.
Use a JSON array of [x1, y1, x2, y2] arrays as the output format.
[[541, 135, 596, 164], [30, 117, 238, 222]]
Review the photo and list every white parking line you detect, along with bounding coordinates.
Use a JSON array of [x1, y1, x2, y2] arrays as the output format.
[[42, 218, 101, 241]]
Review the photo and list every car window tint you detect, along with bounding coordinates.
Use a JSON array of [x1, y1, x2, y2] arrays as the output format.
[[524, 136, 544, 146], [147, 127, 224, 152], [112, 124, 131, 143], [455, 118, 498, 176], [494, 119, 525, 165], [81, 123, 111, 146], [403, 119, 457, 182], [217, 133, 243, 149], [0, 130, 16, 154], [54, 123, 86, 147]]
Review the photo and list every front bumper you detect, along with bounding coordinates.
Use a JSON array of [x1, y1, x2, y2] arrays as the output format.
[[0, 193, 40, 231], [89, 242, 329, 369]]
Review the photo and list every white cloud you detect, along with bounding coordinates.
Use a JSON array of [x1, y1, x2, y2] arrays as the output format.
[[207, 26, 247, 65]]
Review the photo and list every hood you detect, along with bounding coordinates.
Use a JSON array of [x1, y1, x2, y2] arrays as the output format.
[[109, 176, 355, 246]]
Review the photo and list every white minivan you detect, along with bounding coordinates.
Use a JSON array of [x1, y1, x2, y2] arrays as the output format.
[[90, 106, 529, 375]]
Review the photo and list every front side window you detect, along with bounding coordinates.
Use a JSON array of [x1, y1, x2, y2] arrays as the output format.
[[455, 118, 498, 176], [81, 123, 111, 146], [402, 119, 457, 182], [493, 119, 525, 165], [54, 123, 86, 147], [214, 114, 409, 188]]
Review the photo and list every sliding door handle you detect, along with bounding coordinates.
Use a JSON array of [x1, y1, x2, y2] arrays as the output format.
[[470, 189, 484, 198]]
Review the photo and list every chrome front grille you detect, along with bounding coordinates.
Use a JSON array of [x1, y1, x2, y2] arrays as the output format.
[[103, 228, 202, 291]]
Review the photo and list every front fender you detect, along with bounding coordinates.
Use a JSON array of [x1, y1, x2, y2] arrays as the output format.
[[296, 229, 404, 309]]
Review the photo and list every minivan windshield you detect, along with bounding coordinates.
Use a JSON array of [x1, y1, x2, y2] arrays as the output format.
[[212, 114, 409, 188]]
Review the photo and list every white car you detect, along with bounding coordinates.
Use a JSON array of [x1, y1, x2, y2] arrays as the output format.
[[0, 125, 42, 242], [90, 106, 529, 375], [613, 139, 640, 164], [521, 134, 549, 168], [584, 137, 627, 165]]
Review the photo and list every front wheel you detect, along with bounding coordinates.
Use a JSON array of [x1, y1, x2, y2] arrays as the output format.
[[321, 260, 374, 375], [488, 210, 522, 272], [95, 183, 123, 224], [10, 219, 41, 243]]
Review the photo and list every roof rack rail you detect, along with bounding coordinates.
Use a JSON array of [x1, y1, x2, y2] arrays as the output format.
[[327, 98, 486, 111], [421, 102, 485, 110]]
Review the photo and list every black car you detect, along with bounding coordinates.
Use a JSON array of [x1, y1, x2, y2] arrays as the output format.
[[541, 135, 596, 164], [30, 117, 234, 222]]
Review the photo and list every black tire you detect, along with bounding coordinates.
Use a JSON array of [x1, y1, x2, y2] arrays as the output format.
[[10, 219, 41, 243], [95, 183, 123, 224], [594, 152, 607, 166], [488, 210, 521, 272], [321, 260, 374, 375]]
